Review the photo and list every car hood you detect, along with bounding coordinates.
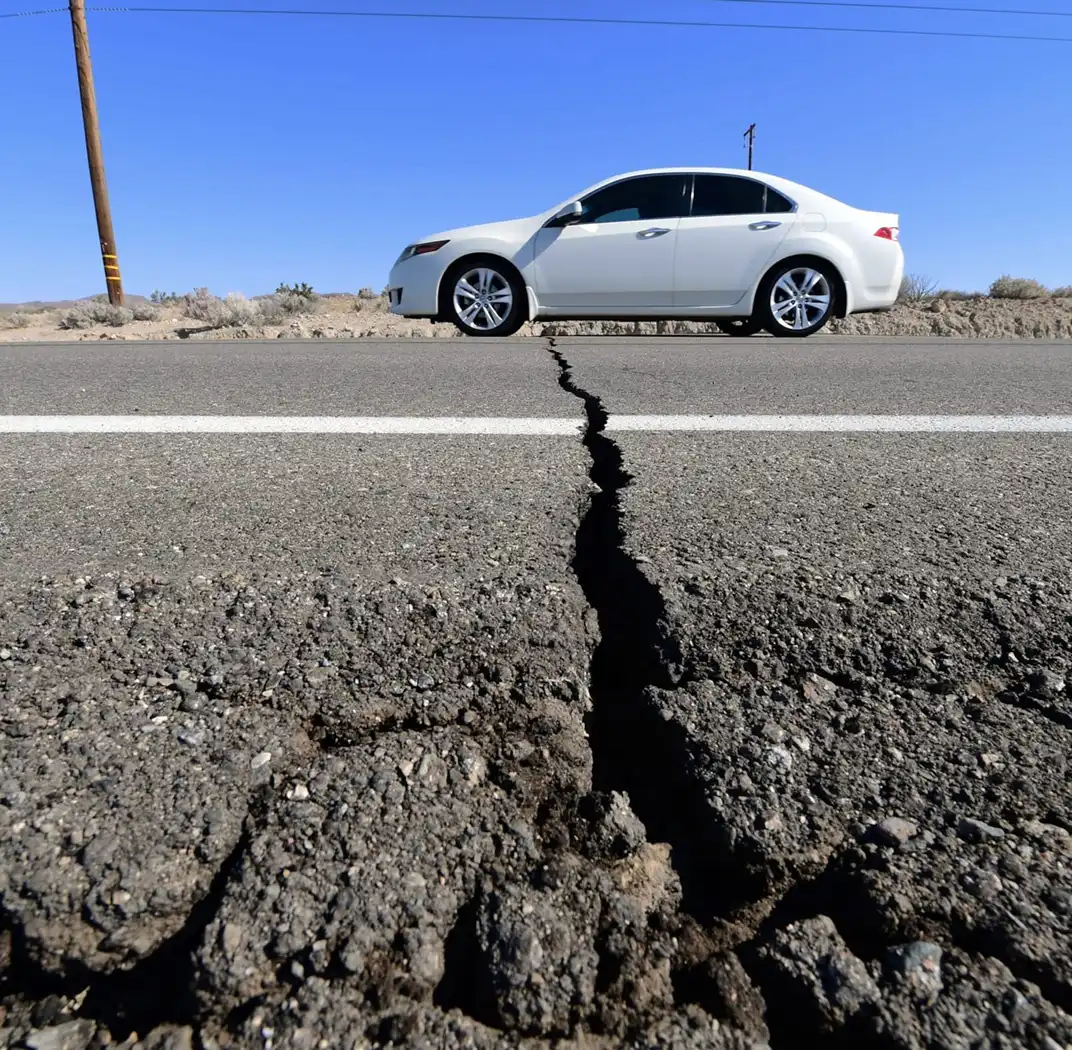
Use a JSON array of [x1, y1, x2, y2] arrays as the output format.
[[419, 214, 545, 244]]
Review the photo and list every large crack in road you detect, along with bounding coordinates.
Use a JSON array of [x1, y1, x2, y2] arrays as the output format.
[[1, 343, 1071, 1049]]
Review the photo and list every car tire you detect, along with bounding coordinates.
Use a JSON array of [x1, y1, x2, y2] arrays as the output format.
[[756, 259, 838, 338], [441, 256, 527, 338], [714, 317, 763, 336]]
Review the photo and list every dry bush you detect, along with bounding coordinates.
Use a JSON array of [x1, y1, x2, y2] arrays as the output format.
[[934, 289, 977, 301], [357, 286, 378, 300], [57, 302, 134, 329], [131, 302, 160, 321], [257, 291, 322, 326], [898, 273, 939, 303], [989, 275, 1049, 299], [1052, 285, 1072, 298], [181, 288, 258, 328], [0, 311, 34, 330]]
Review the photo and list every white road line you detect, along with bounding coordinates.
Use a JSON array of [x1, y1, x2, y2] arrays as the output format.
[[604, 414, 1072, 432], [0, 416, 584, 435], [0, 414, 1071, 434]]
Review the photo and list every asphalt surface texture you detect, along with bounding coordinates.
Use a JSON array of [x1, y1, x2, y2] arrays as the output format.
[[1, 337, 1070, 1050]]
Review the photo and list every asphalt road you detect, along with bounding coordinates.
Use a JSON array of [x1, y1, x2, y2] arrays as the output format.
[[1, 337, 1071, 1050]]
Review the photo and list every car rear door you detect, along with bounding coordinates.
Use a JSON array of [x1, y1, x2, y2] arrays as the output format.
[[532, 174, 689, 309], [674, 174, 795, 308]]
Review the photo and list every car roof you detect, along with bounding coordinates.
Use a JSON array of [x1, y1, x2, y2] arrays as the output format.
[[555, 166, 837, 212]]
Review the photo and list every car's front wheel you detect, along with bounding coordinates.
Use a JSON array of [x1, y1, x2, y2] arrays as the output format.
[[757, 261, 837, 338], [714, 317, 763, 336], [441, 257, 526, 338]]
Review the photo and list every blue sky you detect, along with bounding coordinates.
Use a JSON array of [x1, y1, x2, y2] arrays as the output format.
[[1, 0, 1069, 301]]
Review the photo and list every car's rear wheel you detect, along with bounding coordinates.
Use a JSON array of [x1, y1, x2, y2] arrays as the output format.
[[757, 260, 836, 338], [441, 257, 526, 338], [715, 317, 763, 336]]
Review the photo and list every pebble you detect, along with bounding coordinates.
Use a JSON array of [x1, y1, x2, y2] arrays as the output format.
[[292, 783, 310, 800], [886, 941, 943, 998], [871, 817, 919, 847], [0, 648, 11, 660], [251, 751, 272, 770], [958, 817, 1005, 843], [1028, 668, 1066, 697], [177, 728, 205, 747], [23, 1020, 97, 1050]]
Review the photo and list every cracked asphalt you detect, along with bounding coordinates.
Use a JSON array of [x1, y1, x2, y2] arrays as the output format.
[[1, 337, 1071, 1050]]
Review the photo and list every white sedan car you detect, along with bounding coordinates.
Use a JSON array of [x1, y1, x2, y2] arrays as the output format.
[[387, 167, 903, 338]]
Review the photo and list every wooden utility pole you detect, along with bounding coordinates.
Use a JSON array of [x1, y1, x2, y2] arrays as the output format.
[[743, 123, 756, 170], [68, 0, 123, 305]]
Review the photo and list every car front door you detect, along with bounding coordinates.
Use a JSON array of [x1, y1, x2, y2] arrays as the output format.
[[532, 174, 689, 310], [674, 173, 795, 308]]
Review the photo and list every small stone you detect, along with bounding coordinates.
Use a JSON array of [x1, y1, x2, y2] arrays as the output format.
[[0, 648, 11, 660], [179, 692, 205, 713], [801, 673, 837, 704], [177, 728, 205, 747], [871, 817, 919, 847], [415, 674, 435, 691], [963, 869, 1003, 899], [1029, 668, 1066, 697], [958, 817, 1005, 843], [765, 745, 793, 773], [292, 783, 310, 800], [23, 1020, 97, 1050], [885, 941, 943, 999], [251, 751, 272, 769], [768, 547, 790, 559]]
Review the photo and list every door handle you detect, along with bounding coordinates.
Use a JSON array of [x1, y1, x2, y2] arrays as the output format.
[[748, 221, 781, 231], [638, 227, 671, 238]]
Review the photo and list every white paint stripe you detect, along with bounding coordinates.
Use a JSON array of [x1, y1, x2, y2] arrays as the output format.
[[0, 415, 584, 435], [604, 414, 1072, 432], [0, 414, 1070, 434]]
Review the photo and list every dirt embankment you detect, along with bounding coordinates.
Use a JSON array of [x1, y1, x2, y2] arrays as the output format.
[[3, 294, 1072, 343]]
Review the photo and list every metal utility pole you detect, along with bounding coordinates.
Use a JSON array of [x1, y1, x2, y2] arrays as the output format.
[[68, 0, 123, 305], [743, 123, 756, 170]]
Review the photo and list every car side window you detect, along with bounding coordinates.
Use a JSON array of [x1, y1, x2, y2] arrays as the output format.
[[691, 174, 795, 217], [577, 175, 688, 224]]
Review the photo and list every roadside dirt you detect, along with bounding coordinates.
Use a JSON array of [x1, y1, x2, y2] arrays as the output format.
[[3, 293, 1072, 343]]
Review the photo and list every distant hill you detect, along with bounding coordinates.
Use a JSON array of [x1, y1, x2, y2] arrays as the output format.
[[0, 293, 153, 313]]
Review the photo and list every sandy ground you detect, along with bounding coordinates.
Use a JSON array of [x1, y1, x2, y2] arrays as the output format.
[[3, 292, 1072, 342]]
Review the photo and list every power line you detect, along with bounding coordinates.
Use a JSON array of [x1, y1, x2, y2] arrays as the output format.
[[695, 0, 1072, 19], [6, 3, 1072, 39], [77, 6, 1072, 43]]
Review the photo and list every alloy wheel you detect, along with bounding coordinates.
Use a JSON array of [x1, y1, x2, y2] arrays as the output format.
[[768, 267, 832, 332], [453, 268, 514, 332]]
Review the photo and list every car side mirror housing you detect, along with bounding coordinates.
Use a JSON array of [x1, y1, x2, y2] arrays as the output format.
[[553, 201, 584, 224]]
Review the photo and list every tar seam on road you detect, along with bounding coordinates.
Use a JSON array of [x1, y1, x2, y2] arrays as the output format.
[[3, 414, 1072, 434]]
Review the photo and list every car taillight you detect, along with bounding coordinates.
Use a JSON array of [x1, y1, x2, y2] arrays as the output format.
[[874, 226, 899, 241]]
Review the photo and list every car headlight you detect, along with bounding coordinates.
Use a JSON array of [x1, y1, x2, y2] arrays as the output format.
[[397, 239, 450, 263]]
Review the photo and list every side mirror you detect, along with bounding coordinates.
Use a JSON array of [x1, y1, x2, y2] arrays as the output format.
[[553, 201, 584, 224]]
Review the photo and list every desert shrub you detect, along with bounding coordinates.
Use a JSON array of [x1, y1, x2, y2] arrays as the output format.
[[181, 287, 258, 328], [989, 275, 1049, 299], [0, 311, 34, 329], [898, 273, 938, 303], [57, 302, 134, 329], [276, 281, 316, 300], [257, 291, 322, 325], [934, 289, 975, 301], [131, 302, 159, 321], [357, 286, 378, 300], [150, 289, 182, 305], [1052, 285, 1072, 298]]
